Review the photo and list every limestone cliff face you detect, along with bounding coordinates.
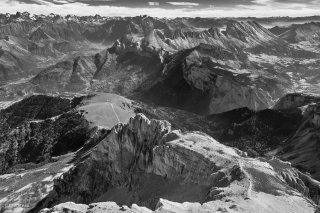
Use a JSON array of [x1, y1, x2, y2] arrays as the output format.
[[0, 93, 140, 213], [34, 114, 172, 208], [90, 46, 164, 96], [280, 102, 320, 181], [140, 43, 281, 115], [32, 114, 320, 213]]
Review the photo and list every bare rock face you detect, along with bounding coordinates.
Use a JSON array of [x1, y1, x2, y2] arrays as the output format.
[[98, 20, 307, 115], [279, 102, 320, 180], [39, 201, 152, 213], [140, 43, 280, 115], [33, 114, 172, 209], [3, 14, 320, 213], [0, 154, 75, 213], [0, 47, 32, 81], [279, 22, 320, 43], [74, 20, 293, 115], [90, 38, 165, 96], [0, 95, 90, 213], [225, 21, 283, 49], [31, 114, 320, 213], [29, 27, 50, 42], [2, 17, 319, 115], [273, 93, 320, 110], [0, 92, 219, 213], [31, 56, 97, 93], [0, 93, 145, 213], [0, 93, 141, 176]]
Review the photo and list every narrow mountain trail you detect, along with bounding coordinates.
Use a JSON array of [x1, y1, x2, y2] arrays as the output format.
[[110, 103, 121, 123]]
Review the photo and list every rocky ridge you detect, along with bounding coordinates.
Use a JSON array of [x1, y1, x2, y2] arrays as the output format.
[[278, 101, 320, 180], [2, 93, 320, 212], [278, 22, 320, 43], [2, 13, 320, 213], [32, 114, 320, 213], [2, 15, 320, 115]]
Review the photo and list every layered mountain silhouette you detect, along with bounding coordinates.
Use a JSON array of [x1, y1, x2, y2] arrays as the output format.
[[1, 13, 320, 213], [271, 22, 320, 43]]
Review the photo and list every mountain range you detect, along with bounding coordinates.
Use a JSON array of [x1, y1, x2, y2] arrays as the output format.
[[1, 13, 320, 213]]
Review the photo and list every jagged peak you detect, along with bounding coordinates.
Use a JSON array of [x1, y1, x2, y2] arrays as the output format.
[[29, 27, 50, 41], [31, 112, 320, 213], [111, 113, 172, 142], [226, 20, 271, 36], [279, 21, 320, 43]]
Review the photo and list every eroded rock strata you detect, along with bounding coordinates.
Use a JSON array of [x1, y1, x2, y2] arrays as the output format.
[[31, 114, 320, 213]]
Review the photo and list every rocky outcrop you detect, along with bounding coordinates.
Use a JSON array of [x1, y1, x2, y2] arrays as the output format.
[[39, 201, 152, 213], [124, 19, 288, 54], [0, 93, 143, 212], [279, 22, 320, 43], [0, 154, 75, 213], [224, 108, 303, 154], [279, 102, 320, 180], [0, 96, 88, 212], [29, 27, 51, 42], [0, 14, 110, 83], [33, 114, 171, 210], [90, 44, 165, 96], [0, 48, 33, 82], [30, 114, 320, 213], [138, 43, 281, 115], [0, 93, 143, 176], [31, 56, 96, 93], [269, 26, 291, 36], [0, 21, 37, 38], [87, 20, 304, 115], [1, 16, 319, 115], [273, 93, 320, 110], [225, 21, 283, 49], [1, 94, 320, 213], [3, 13, 320, 213]]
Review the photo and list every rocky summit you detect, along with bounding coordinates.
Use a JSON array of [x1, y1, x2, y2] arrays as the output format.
[[1, 12, 320, 213], [28, 114, 320, 213]]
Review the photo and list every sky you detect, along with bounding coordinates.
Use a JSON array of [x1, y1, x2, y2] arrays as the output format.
[[1, 0, 320, 17]]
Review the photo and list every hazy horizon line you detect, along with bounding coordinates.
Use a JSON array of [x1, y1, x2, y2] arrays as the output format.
[[3, 11, 320, 19]]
